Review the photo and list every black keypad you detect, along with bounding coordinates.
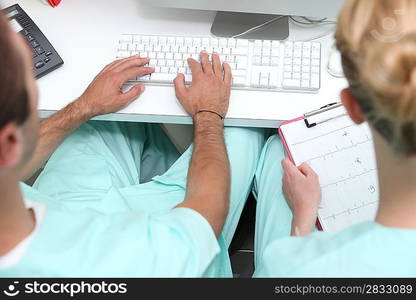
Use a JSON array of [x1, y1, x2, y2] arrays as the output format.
[[7, 4, 64, 79]]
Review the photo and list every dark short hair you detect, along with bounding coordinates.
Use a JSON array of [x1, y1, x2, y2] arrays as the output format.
[[0, 12, 30, 130]]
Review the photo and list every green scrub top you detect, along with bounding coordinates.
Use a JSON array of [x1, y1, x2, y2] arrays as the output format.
[[253, 135, 416, 277], [0, 121, 267, 277]]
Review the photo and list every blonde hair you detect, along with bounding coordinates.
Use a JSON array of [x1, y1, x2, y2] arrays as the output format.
[[336, 0, 416, 155]]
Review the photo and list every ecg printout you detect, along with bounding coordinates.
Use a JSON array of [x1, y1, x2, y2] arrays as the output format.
[[281, 106, 379, 232]]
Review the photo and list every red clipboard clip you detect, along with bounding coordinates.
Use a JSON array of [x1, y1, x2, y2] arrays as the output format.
[[47, 0, 62, 7]]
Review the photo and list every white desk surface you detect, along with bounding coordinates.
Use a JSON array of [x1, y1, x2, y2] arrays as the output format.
[[2, 0, 348, 128]]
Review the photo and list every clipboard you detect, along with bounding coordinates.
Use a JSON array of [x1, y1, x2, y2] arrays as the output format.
[[278, 102, 379, 232], [279, 102, 346, 166]]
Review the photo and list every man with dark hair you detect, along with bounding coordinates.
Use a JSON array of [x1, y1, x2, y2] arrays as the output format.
[[0, 12, 265, 276]]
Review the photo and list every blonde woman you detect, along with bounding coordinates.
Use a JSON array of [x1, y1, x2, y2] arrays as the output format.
[[253, 0, 416, 277]]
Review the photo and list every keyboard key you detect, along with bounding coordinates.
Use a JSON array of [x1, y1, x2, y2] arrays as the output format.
[[233, 76, 246, 87], [44, 58, 50, 63], [36, 47, 45, 55], [283, 72, 292, 79], [232, 69, 247, 77], [135, 44, 143, 51], [193, 38, 201, 46], [251, 71, 261, 87], [117, 51, 129, 58], [311, 76, 320, 89], [232, 48, 248, 55], [293, 73, 301, 79], [261, 57, 270, 66], [271, 57, 279, 66], [260, 75, 269, 88], [225, 55, 235, 63], [293, 58, 301, 65], [184, 74, 193, 83], [253, 56, 261, 65], [236, 39, 249, 47], [140, 75, 151, 81], [211, 38, 219, 47], [283, 79, 301, 89], [263, 40, 272, 48], [223, 48, 231, 55], [120, 35, 132, 43], [269, 73, 278, 88], [312, 59, 320, 66], [271, 49, 280, 57], [35, 61, 44, 69], [262, 49, 270, 56], [303, 51, 311, 59], [159, 36, 167, 45], [184, 38, 192, 46], [254, 48, 262, 56], [219, 38, 228, 47], [312, 66, 320, 74], [31, 40, 40, 48]]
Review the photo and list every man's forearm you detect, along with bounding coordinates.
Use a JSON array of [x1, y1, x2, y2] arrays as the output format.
[[177, 112, 230, 237], [21, 99, 91, 181]]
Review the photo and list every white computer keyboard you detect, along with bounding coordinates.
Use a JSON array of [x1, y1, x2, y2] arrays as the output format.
[[116, 34, 321, 93]]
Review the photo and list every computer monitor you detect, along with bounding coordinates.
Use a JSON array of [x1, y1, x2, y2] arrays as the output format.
[[145, 0, 345, 40]]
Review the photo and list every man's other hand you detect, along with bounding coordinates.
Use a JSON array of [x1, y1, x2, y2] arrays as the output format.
[[173, 51, 232, 119], [78, 56, 154, 118]]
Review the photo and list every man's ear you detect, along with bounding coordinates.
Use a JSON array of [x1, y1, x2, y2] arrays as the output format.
[[0, 123, 22, 168], [341, 88, 366, 125]]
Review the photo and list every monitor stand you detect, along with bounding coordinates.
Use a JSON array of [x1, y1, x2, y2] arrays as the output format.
[[211, 12, 289, 40]]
